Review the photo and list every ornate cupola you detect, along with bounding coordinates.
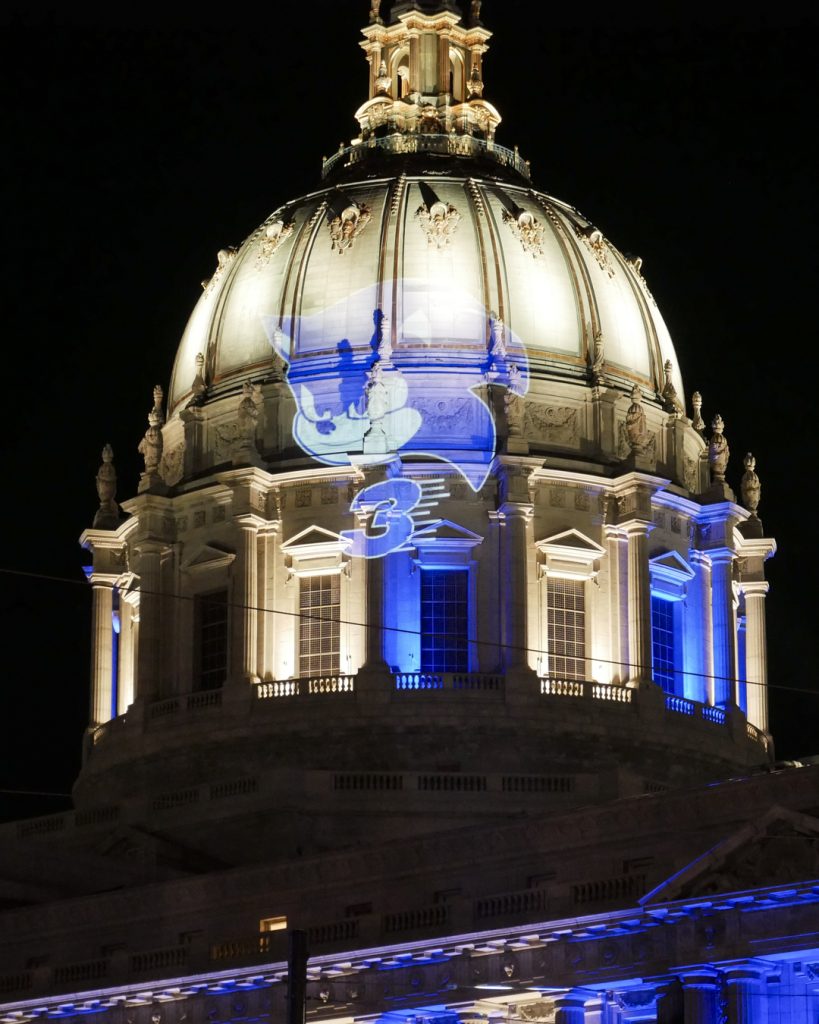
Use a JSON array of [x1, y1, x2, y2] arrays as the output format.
[[324, 0, 528, 183]]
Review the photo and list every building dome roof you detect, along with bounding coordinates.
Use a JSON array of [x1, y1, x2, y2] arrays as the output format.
[[165, 1, 688, 490], [169, 174, 682, 418]]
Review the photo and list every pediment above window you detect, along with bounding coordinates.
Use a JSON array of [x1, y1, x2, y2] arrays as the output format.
[[536, 528, 605, 580], [650, 550, 694, 598], [182, 544, 236, 575], [412, 519, 483, 566], [282, 525, 351, 576]]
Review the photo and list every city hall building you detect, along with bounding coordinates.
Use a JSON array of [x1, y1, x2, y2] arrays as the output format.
[[2, 3, 817, 1023]]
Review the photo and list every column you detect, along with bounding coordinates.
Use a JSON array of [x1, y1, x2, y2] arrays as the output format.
[[624, 522, 652, 683], [499, 503, 532, 671], [363, 551, 387, 671], [710, 550, 736, 705], [89, 574, 118, 727], [604, 525, 627, 684], [722, 963, 766, 1024], [235, 516, 261, 685], [680, 968, 719, 1024], [117, 594, 136, 715], [135, 542, 164, 702], [652, 978, 683, 1024], [691, 551, 715, 705], [743, 582, 769, 731], [553, 991, 586, 1024]]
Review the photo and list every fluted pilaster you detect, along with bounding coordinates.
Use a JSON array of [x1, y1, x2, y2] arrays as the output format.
[[89, 574, 118, 727], [624, 522, 652, 683], [743, 582, 769, 731], [709, 550, 736, 705]]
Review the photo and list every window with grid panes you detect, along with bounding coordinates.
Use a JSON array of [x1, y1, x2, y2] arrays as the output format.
[[195, 590, 228, 691], [299, 574, 340, 678], [651, 594, 677, 693], [420, 569, 468, 673], [546, 577, 586, 680]]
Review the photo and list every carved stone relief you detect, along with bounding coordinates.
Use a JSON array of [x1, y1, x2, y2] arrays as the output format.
[[671, 515, 682, 534], [411, 396, 473, 432], [524, 404, 578, 445], [321, 485, 338, 505], [160, 445, 184, 487], [213, 422, 239, 461], [577, 226, 615, 278], [574, 490, 591, 511], [329, 204, 372, 254], [193, 510, 206, 528], [256, 218, 294, 266], [549, 488, 566, 508], [684, 456, 699, 493], [213, 506, 226, 523], [295, 486, 311, 508], [201, 247, 237, 293], [416, 200, 461, 249], [502, 208, 544, 257]]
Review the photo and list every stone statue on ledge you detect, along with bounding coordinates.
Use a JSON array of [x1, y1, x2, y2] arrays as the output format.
[[740, 452, 764, 536], [186, 352, 207, 408], [708, 414, 730, 483], [233, 381, 264, 466], [93, 444, 120, 530]]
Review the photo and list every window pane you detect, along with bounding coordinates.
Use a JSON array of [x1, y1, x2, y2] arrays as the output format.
[[420, 569, 468, 673], [299, 575, 340, 678], [196, 590, 228, 691], [546, 578, 585, 680], [651, 595, 677, 693]]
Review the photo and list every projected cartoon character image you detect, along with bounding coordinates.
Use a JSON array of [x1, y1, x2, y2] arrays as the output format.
[[263, 283, 528, 558]]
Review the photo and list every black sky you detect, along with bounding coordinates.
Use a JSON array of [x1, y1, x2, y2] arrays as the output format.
[[2, 3, 818, 822]]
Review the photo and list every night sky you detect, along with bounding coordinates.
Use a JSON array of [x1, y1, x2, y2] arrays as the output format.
[[2, 4, 817, 822]]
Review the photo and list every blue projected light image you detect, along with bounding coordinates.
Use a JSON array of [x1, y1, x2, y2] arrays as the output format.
[[263, 283, 528, 558]]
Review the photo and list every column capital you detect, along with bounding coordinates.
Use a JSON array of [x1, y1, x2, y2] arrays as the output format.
[[675, 965, 721, 988], [705, 546, 736, 566], [497, 500, 533, 520], [234, 512, 266, 531], [741, 579, 769, 597], [87, 572, 120, 588], [719, 958, 772, 981]]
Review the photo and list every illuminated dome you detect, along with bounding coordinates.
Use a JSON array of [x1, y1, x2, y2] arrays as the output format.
[[76, 1, 774, 846], [164, 0, 690, 491]]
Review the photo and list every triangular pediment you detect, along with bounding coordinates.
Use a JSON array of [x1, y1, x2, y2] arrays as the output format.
[[640, 805, 819, 904], [649, 549, 695, 579], [537, 528, 606, 556], [412, 519, 483, 545], [182, 543, 235, 574], [281, 525, 347, 551]]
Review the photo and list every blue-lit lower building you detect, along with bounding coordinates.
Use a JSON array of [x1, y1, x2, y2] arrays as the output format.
[[3, 2, 814, 1022]]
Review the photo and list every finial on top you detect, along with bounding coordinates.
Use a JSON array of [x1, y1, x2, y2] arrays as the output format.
[[93, 444, 120, 530], [691, 391, 706, 434], [661, 359, 684, 415], [370, 0, 382, 23]]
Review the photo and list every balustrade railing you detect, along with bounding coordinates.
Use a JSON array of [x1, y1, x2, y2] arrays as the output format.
[[255, 675, 355, 699], [540, 678, 633, 702], [394, 672, 503, 693], [321, 132, 531, 181]]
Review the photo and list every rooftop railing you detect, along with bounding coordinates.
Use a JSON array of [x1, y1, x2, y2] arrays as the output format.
[[321, 132, 531, 181]]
